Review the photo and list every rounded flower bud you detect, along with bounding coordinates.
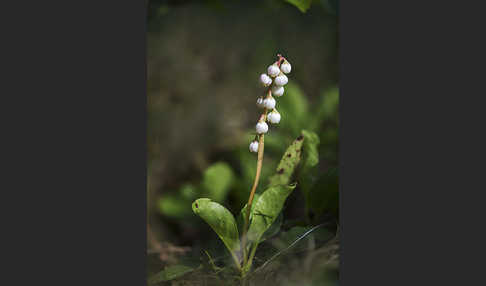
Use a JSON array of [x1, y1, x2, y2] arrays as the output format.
[[260, 73, 272, 87], [256, 121, 268, 134], [256, 97, 265, 108], [267, 110, 281, 124], [267, 64, 280, 77], [280, 60, 291, 74], [263, 96, 276, 110], [271, 85, 284, 97], [274, 73, 288, 86], [249, 140, 259, 153]]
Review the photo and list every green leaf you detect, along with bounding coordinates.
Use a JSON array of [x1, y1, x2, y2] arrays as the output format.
[[284, 0, 313, 13], [267, 135, 305, 187], [299, 130, 321, 211], [148, 264, 195, 284], [158, 194, 191, 218], [247, 184, 297, 244], [201, 162, 235, 203], [237, 193, 261, 235], [261, 212, 283, 241], [192, 198, 241, 259]]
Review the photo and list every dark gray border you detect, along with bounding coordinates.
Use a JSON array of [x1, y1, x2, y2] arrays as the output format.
[[1, 1, 147, 285]]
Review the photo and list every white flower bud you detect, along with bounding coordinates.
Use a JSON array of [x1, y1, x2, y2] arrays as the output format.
[[263, 97, 276, 109], [260, 73, 272, 87], [267, 64, 280, 77], [280, 61, 291, 74], [256, 121, 268, 134], [267, 110, 281, 124], [274, 73, 288, 86], [271, 85, 284, 97], [249, 140, 259, 153], [256, 97, 265, 108]]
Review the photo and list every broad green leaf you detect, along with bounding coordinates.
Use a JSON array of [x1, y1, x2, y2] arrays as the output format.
[[284, 0, 313, 13], [201, 162, 235, 203], [299, 130, 321, 211], [192, 198, 241, 256], [308, 167, 339, 216], [247, 184, 297, 244], [277, 82, 309, 136], [267, 135, 304, 187], [148, 264, 195, 284], [239, 201, 283, 243], [261, 212, 283, 241], [237, 193, 261, 235], [158, 194, 191, 218]]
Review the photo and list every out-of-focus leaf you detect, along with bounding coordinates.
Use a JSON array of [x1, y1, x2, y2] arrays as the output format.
[[267, 134, 304, 187], [310, 87, 339, 132], [180, 183, 198, 200], [263, 132, 289, 156], [158, 194, 191, 218], [308, 167, 339, 216], [192, 198, 241, 259], [201, 162, 235, 203], [298, 130, 321, 212], [301, 130, 320, 169], [277, 82, 309, 136], [284, 0, 313, 13], [247, 184, 297, 244], [148, 264, 195, 284]]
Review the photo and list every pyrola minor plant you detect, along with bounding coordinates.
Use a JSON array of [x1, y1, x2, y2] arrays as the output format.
[[192, 54, 294, 282]]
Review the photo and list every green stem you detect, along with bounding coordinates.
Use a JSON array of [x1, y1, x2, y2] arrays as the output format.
[[247, 242, 258, 269]]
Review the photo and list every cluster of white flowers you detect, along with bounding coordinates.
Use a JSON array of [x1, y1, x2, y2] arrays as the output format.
[[249, 55, 292, 153]]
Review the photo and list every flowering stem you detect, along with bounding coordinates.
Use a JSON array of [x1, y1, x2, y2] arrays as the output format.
[[241, 54, 288, 274], [242, 108, 267, 267]]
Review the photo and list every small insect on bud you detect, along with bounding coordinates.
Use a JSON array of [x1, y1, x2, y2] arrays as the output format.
[[267, 64, 280, 77], [249, 140, 259, 153], [256, 97, 265, 108], [271, 85, 284, 97], [256, 121, 269, 134], [280, 60, 291, 74], [267, 109, 281, 124], [274, 73, 288, 86], [260, 73, 272, 87], [263, 96, 276, 110]]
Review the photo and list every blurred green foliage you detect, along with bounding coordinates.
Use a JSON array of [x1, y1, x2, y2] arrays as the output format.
[[158, 162, 235, 218], [156, 84, 338, 221]]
